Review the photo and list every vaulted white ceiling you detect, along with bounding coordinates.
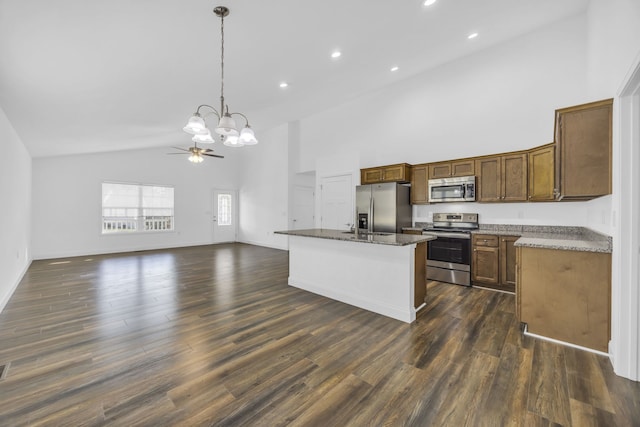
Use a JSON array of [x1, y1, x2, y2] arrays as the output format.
[[0, 0, 589, 157]]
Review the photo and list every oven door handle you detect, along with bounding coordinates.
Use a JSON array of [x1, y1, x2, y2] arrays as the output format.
[[423, 231, 471, 239]]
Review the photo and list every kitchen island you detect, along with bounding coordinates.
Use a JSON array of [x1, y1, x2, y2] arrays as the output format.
[[275, 229, 436, 323]]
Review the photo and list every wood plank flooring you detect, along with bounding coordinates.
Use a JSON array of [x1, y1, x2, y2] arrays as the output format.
[[0, 243, 638, 426]]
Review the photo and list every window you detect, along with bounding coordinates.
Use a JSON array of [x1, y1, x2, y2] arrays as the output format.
[[217, 193, 232, 226], [102, 183, 174, 234]]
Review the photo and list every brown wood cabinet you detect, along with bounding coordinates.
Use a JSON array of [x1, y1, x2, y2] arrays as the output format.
[[410, 164, 429, 204], [361, 163, 412, 184], [528, 143, 556, 201], [473, 235, 500, 285], [517, 246, 611, 352], [428, 160, 475, 179], [476, 154, 527, 202], [402, 229, 423, 235], [555, 98, 613, 200], [472, 234, 517, 292], [499, 236, 518, 289]]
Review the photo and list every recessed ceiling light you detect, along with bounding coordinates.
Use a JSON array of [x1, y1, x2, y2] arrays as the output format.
[[468, 32, 479, 39], [279, 82, 288, 88], [423, 0, 437, 6], [391, 66, 399, 72], [331, 51, 342, 59]]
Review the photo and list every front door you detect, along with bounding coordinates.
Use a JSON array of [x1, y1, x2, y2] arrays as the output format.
[[212, 189, 237, 243]]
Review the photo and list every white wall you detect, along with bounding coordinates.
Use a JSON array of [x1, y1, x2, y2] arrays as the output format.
[[587, 0, 640, 100], [237, 123, 289, 250], [414, 200, 594, 227], [32, 146, 241, 259], [0, 105, 32, 311], [586, 0, 640, 380], [299, 15, 593, 228]]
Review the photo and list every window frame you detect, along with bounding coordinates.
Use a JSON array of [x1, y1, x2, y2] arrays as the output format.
[[101, 181, 175, 235]]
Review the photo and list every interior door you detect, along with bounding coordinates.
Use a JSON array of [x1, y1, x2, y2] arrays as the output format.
[[212, 189, 237, 243], [292, 185, 315, 230], [320, 174, 353, 230]]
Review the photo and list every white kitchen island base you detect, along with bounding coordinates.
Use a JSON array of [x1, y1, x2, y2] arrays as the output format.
[[286, 233, 430, 323]]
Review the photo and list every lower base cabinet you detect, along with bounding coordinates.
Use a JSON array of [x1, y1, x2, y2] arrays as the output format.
[[517, 247, 611, 352], [472, 234, 517, 293]]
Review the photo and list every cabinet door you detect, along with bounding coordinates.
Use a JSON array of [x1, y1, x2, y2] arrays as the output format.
[[475, 157, 501, 202], [528, 144, 556, 201], [502, 154, 528, 202], [410, 165, 428, 204], [555, 99, 612, 199], [519, 247, 611, 352], [382, 164, 409, 182], [361, 168, 382, 184], [473, 245, 500, 285], [499, 236, 518, 292], [428, 162, 452, 179], [451, 160, 475, 177]]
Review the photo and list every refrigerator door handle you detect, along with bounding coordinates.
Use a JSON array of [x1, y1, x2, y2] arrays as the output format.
[[369, 196, 374, 232]]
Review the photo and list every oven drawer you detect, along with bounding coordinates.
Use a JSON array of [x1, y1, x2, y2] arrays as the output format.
[[427, 266, 470, 286], [473, 234, 499, 247]]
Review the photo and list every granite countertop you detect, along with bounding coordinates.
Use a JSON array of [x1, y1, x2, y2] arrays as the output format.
[[409, 223, 612, 253], [275, 229, 436, 247]]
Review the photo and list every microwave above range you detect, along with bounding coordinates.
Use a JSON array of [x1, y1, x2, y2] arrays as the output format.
[[427, 175, 476, 203]]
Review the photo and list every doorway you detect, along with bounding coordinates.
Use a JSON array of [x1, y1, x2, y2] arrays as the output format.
[[615, 55, 640, 380], [212, 189, 238, 244], [319, 174, 353, 230]]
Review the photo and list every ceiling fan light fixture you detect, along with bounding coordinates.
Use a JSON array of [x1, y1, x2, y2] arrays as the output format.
[[239, 126, 258, 145], [192, 129, 215, 143], [188, 153, 204, 163], [183, 114, 208, 135]]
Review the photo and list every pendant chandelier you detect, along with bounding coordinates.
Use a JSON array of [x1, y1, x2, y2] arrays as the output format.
[[182, 6, 258, 147]]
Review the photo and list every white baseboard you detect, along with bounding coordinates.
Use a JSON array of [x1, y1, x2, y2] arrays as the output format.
[[238, 238, 288, 251], [0, 258, 32, 314], [523, 324, 610, 357]]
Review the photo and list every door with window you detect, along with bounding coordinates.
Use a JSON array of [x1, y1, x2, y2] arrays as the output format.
[[212, 189, 237, 243]]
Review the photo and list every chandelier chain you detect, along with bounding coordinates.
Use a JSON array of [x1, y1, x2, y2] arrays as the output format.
[[220, 11, 225, 112]]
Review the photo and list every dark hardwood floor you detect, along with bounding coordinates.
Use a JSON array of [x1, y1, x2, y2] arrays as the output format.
[[0, 243, 638, 426]]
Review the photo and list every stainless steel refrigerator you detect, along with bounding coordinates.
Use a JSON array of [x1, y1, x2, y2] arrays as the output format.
[[356, 183, 412, 233]]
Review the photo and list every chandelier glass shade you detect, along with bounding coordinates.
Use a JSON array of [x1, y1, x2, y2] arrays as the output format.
[[182, 6, 258, 148]]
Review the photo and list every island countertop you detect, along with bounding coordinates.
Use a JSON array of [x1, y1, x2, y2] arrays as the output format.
[[275, 228, 436, 246]]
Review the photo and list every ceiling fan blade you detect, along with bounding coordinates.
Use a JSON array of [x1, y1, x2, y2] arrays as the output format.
[[167, 153, 189, 155], [170, 147, 191, 152], [202, 148, 214, 153], [202, 153, 224, 158]]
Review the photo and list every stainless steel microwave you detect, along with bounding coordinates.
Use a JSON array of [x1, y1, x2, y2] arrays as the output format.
[[428, 175, 476, 203]]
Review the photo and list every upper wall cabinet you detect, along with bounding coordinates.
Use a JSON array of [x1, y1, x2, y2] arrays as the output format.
[[428, 160, 475, 179], [410, 164, 429, 204], [476, 153, 528, 202], [361, 163, 412, 185], [528, 143, 556, 201], [555, 99, 613, 200]]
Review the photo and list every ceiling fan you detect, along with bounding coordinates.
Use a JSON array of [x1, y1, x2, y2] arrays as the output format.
[[168, 142, 224, 163]]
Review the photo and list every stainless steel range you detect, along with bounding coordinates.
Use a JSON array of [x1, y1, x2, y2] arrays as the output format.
[[423, 213, 478, 287]]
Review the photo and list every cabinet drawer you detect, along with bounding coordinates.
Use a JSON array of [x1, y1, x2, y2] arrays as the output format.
[[473, 234, 499, 247]]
